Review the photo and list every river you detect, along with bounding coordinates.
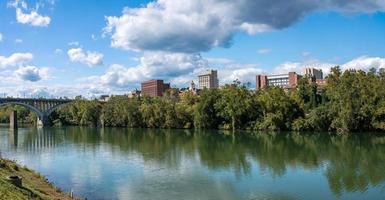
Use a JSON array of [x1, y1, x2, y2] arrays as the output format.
[[0, 126, 384, 200]]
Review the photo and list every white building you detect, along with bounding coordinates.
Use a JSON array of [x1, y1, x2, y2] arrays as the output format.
[[302, 68, 323, 79], [198, 70, 219, 89]]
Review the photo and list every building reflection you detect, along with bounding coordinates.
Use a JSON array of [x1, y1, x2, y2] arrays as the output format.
[[13, 127, 385, 196]]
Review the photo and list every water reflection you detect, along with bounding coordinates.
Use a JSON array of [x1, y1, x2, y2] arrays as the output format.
[[1, 127, 385, 199], [8, 128, 18, 148]]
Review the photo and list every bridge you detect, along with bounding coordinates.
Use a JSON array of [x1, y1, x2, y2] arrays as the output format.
[[0, 98, 73, 127]]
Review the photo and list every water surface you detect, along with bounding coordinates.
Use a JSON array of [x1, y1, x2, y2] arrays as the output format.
[[0, 127, 385, 200]]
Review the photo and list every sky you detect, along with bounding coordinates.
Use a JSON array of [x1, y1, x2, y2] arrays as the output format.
[[0, 0, 385, 98]]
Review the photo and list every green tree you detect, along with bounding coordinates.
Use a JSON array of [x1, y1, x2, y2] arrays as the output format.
[[256, 87, 302, 130], [214, 81, 255, 131], [194, 88, 221, 129]]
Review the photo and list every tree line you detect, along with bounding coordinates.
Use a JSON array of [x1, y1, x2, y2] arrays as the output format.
[[2, 66, 385, 133]]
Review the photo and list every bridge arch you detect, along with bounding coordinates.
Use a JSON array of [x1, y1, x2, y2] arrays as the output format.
[[45, 102, 72, 116], [0, 99, 73, 126], [0, 102, 44, 118]]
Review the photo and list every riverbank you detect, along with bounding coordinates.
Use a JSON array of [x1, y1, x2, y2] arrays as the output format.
[[0, 158, 74, 200]]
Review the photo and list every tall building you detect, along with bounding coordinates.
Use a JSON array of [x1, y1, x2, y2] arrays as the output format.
[[256, 72, 302, 90], [198, 70, 219, 89], [141, 80, 170, 97], [303, 68, 323, 79]]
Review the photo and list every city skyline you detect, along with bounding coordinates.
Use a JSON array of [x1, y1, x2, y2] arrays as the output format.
[[1, 0, 385, 98]]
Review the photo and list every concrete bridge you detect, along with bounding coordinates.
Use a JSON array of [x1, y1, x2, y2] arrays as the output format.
[[0, 98, 73, 127]]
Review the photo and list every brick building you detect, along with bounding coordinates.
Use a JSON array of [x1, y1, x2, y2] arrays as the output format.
[[141, 80, 170, 97], [256, 72, 302, 90]]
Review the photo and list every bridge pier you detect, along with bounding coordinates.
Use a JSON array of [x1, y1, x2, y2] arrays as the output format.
[[10, 110, 18, 129], [1, 98, 72, 127], [37, 115, 50, 127], [9, 129, 18, 147]]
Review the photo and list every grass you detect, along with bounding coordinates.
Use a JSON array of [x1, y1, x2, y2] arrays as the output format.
[[0, 158, 76, 200]]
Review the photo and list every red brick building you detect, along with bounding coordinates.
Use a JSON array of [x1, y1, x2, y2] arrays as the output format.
[[141, 80, 170, 97], [256, 75, 267, 90], [256, 72, 302, 90]]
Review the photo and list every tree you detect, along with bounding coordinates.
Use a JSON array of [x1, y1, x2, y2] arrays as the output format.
[[194, 89, 221, 129], [214, 81, 255, 131], [256, 87, 302, 130]]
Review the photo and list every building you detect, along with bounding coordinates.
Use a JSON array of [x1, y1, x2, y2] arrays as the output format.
[[127, 89, 141, 98], [303, 68, 323, 79], [189, 80, 197, 94], [141, 80, 170, 97], [256, 72, 302, 90], [198, 70, 219, 89], [98, 95, 111, 102], [256, 75, 267, 89]]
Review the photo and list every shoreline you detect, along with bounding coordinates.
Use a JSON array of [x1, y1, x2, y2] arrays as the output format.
[[0, 158, 76, 200]]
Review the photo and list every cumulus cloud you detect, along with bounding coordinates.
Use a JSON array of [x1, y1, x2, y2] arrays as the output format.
[[208, 60, 264, 85], [16, 88, 51, 98], [342, 56, 385, 71], [67, 48, 104, 67], [273, 60, 336, 75], [272, 56, 385, 76], [15, 66, 49, 82], [239, 23, 272, 35], [99, 52, 207, 88], [104, 0, 385, 53], [9, 0, 51, 27], [92, 52, 264, 89], [0, 52, 33, 68]]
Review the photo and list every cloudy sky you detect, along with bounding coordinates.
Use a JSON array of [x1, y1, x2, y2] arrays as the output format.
[[0, 0, 385, 98]]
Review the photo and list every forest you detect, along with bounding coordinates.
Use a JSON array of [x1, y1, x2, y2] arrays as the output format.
[[2, 66, 385, 133]]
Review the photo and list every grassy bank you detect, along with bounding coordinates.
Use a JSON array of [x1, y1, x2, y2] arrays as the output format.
[[0, 158, 73, 200]]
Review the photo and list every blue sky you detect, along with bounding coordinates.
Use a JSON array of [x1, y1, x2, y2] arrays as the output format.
[[0, 0, 385, 98]]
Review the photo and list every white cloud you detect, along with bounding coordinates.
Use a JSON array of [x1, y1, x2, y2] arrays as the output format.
[[341, 56, 385, 71], [3, 85, 96, 99], [209, 60, 264, 85], [239, 23, 272, 35], [0, 52, 33, 68], [9, 0, 51, 27], [273, 60, 336, 75], [15, 38, 23, 43], [25, 88, 51, 98], [0, 33, 3, 42], [92, 52, 264, 89], [93, 54, 385, 90], [272, 56, 385, 77], [103, 0, 385, 53], [15, 66, 49, 82], [98, 52, 207, 88], [257, 49, 272, 54], [67, 48, 104, 67], [0, 52, 50, 85]]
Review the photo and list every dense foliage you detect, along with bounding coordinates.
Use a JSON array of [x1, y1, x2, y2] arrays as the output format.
[[2, 67, 385, 133], [0, 105, 36, 124]]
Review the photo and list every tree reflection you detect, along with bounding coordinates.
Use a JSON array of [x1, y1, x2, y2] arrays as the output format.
[[18, 127, 385, 196]]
